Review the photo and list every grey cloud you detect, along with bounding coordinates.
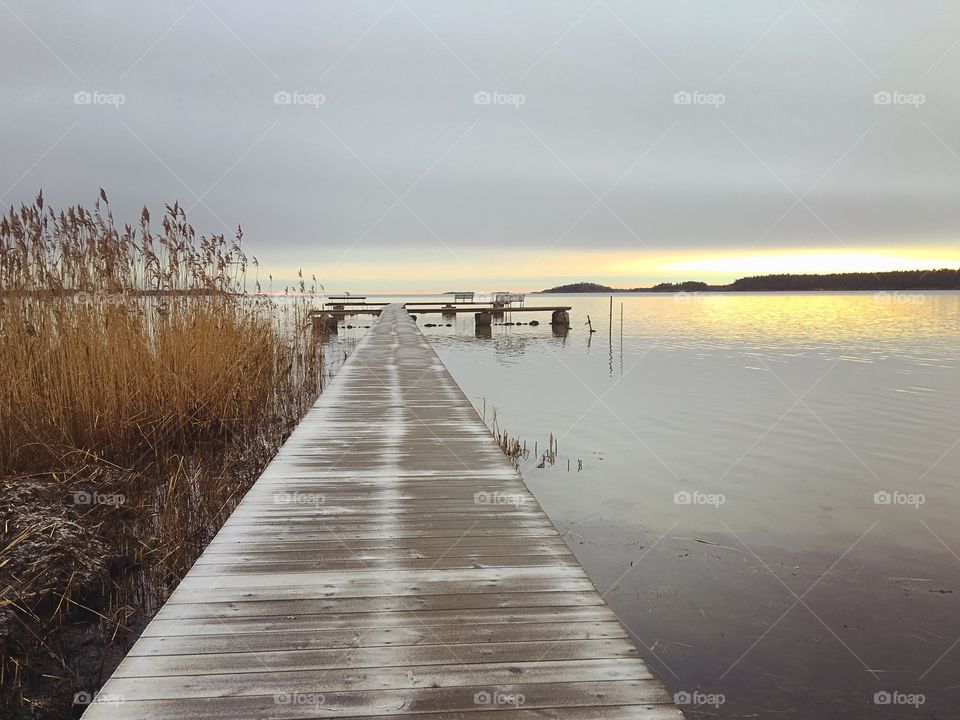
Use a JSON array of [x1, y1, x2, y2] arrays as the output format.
[[2, 0, 959, 284]]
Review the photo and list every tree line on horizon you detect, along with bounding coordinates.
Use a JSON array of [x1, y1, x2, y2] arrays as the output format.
[[541, 268, 960, 294]]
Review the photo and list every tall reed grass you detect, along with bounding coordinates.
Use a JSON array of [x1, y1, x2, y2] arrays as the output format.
[[0, 192, 322, 717]]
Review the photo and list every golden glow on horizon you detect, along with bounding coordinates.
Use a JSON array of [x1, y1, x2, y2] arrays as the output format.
[[262, 246, 960, 292], [659, 248, 960, 276]]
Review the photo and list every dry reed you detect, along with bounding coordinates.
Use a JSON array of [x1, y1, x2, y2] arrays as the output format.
[[0, 192, 322, 717]]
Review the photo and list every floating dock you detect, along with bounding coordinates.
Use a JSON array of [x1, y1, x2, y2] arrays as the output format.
[[82, 304, 680, 719]]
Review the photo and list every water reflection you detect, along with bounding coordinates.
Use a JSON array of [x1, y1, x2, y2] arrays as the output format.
[[411, 291, 960, 720]]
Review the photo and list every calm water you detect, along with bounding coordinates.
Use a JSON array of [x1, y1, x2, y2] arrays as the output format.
[[327, 292, 960, 719]]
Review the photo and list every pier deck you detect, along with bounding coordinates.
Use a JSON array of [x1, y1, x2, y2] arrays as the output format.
[[313, 306, 571, 317], [83, 304, 681, 719]]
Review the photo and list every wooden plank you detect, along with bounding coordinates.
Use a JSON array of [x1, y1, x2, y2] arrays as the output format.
[[197, 539, 571, 559], [187, 554, 581, 575], [151, 591, 607, 620], [98, 658, 656, 699], [112, 638, 644, 677], [81, 304, 679, 719], [162, 577, 600, 604], [87, 705, 682, 720], [142, 606, 617, 636], [82, 681, 675, 718], [128, 620, 630, 656]]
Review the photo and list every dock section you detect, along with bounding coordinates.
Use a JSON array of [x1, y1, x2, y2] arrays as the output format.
[[83, 304, 681, 719]]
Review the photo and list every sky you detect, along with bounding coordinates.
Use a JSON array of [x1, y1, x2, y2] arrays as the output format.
[[3, 0, 960, 292]]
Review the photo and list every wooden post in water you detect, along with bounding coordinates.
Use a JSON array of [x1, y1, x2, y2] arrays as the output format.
[[608, 296, 613, 343], [550, 308, 570, 327], [474, 310, 492, 327], [311, 313, 338, 335]]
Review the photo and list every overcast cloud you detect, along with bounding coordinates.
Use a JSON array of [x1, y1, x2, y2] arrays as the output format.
[[2, 1, 960, 290]]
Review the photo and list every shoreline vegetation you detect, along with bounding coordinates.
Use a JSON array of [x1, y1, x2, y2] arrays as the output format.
[[540, 269, 960, 294], [0, 192, 323, 718]]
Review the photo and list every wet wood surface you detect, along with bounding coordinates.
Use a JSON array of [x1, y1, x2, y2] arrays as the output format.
[[83, 304, 681, 719]]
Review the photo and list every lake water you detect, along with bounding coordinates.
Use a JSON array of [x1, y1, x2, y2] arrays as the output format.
[[326, 292, 960, 719]]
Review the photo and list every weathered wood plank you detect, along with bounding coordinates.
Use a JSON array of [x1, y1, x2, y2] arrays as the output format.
[[163, 577, 600, 604], [128, 620, 630, 656], [151, 591, 606, 620], [98, 658, 656, 699], [142, 606, 617, 636], [112, 638, 645, 677], [83, 680, 676, 718]]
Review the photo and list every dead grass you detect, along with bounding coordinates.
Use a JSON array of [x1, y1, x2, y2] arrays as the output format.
[[0, 192, 323, 716]]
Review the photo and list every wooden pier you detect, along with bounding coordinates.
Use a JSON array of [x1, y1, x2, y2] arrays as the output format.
[[82, 304, 681, 719], [408, 306, 569, 315], [312, 306, 571, 316]]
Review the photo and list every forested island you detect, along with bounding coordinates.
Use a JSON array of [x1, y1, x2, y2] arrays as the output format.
[[541, 269, 960, 293]]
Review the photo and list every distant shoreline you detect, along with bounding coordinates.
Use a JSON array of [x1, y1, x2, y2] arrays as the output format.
[[539, 269, 960, 294]]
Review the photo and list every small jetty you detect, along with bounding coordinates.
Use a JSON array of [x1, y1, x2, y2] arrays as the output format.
[[310, 299, 572, 335], [82, 304, 680, 719]]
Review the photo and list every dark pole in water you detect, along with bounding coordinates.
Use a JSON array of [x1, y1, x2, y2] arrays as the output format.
[[608, 296, 613, 376]]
